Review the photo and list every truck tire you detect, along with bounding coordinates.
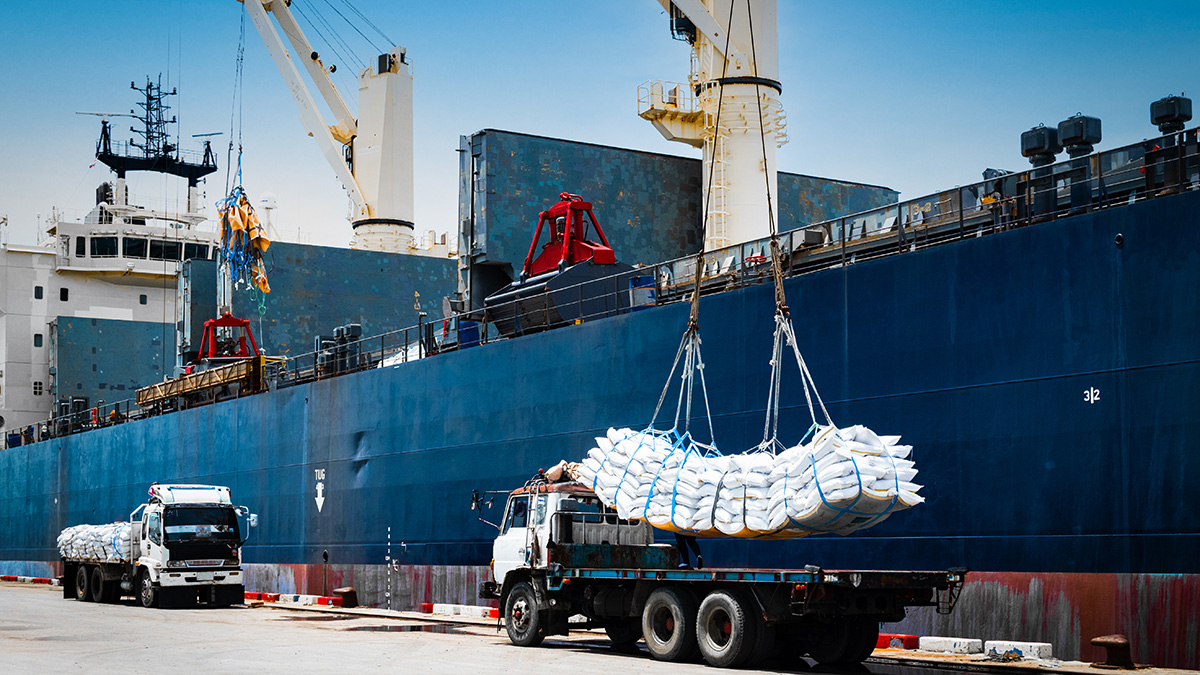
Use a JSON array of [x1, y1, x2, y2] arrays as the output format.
[[842, 617, 880, 665], [604, 618, 642, 647], [746, 615, 776, 667], [803, 617, 854, 665], [74, 565, 91, 602], [696, 588, 759, 668], [90, 566, 107, 604], [641, 586, 699, 662], [504, 582, 544, 647], [138, 570, 158, 608]]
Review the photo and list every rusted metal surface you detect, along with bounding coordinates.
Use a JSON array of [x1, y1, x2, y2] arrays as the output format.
[[547, 543, 678, 570], [893, 572, 1200, 670], [135, 359, 253, 405], [241, 563, 494, 611], [1092, 634, 1137, 669]]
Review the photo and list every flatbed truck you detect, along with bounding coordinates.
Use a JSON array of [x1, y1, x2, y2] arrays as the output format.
[[61, 483, 256, 609], [478, 481, 964, 668]]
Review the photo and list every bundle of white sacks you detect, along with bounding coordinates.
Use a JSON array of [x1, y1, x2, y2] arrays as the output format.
[[572, 424, 923, 538], [57, 523, 132, 562]]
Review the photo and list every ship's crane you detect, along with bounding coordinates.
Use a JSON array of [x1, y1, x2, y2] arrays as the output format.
[[639, 0, 786, 250], [239, 0, 420, 254]]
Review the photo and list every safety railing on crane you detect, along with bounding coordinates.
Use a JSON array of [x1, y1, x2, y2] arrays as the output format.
[[637, 80, 701, 117]]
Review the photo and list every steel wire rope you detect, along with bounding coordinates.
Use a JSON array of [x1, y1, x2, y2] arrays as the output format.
[[743, 2, 834, 445], [648, 0, 740, 446], [321, 0, 387, 54], [291, 3, 354, 97], [308, 0, 371, 67], [293, 1, 364, 97], [224, 9, 246, 196], [336, 0, 394, 47]]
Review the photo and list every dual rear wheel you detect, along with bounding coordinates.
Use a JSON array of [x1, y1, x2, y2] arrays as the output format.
[[73, 565, 120, 604], [802, 616, 880, 666], [642, 586, 699, 662], [503, 580, 879, 669], [645, 586, 877, 668]]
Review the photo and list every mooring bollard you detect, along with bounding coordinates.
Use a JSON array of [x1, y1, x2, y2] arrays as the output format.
[[1090, 634, 1136, 669]]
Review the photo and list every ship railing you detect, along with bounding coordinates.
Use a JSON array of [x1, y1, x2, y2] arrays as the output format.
[[3, 128, 1197, 447], [654, 126, 1200, 301], [1, 396, 147, 450], [637, 80, 701, 117], [270, 126, 1200, 387], [101, 140, 211, 167]]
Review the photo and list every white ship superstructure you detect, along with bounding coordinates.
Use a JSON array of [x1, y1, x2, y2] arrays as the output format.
[[0, 79, 220, 433]]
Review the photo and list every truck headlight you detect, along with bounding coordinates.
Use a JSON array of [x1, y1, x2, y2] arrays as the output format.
[[167, 560, 185, 569]]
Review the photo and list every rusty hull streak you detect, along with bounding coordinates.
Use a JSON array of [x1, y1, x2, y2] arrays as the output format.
[[893, 572, 1199, 669]]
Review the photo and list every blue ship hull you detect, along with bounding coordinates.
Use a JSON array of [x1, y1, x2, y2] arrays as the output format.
[[2, 191, 1197, 665]]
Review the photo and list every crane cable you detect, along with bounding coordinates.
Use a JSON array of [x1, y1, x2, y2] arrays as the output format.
[[648, 0, 740, 446], [744, 2, 833, 448]]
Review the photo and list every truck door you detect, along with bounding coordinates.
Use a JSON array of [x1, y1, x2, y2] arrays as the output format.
[[142, 511, 164, 565], [492, 495, 530, 582]]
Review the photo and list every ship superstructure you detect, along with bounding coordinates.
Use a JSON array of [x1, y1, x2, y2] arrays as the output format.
[[0, 79, 220, 432]]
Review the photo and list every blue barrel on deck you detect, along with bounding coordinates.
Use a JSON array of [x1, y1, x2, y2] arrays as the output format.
[[459, 320, 480, 349]]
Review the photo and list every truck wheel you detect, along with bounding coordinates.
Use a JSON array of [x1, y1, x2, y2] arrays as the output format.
[[746, 616, 776, 667], [842, 617, 880, 665], [138, 570, 158, 608], [90, 567, 107, 604], [641, 586, 699, 662], [604, 618, 642, 647], [74, 565, 91, 602], [696, 589, 759, 668], [803, 617, 854, 665], [504, 582, 544, 647]]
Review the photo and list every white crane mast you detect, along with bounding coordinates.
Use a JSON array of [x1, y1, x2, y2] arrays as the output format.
[[241, 0, 420, 254], [639, 0, 786, 251]]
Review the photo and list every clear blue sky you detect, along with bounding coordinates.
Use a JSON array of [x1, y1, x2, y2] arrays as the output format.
[[1, 1, 1197, 247]]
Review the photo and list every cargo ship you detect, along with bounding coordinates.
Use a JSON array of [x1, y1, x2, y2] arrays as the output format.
[[3, 0, 1199, 668]]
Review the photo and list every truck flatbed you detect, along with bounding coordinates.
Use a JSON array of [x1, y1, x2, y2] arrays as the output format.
[[479, 480, 966, 669]]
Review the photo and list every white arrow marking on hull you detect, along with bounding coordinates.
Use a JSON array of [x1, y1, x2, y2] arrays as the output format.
[[315, 481, 325, 512]]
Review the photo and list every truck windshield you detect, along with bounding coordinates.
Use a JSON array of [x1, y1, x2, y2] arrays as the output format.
[[163, 506, 239, 542], [503, 497, 529, 533]]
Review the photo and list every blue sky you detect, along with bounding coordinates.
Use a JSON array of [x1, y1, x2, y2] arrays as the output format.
[[1, 1, 1196, 247]]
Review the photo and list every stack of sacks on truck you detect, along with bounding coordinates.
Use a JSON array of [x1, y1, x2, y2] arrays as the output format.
[[57, 523, 132, 562], [571, 424, 922, 538]]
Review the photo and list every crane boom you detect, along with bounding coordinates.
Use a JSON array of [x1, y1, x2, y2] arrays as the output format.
[[654, 0, 748, 65], [242, 0, 370, 221], [267, 1, 357, 144]]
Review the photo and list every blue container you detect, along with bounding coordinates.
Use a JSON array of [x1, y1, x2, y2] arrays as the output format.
[[629, 276, 656, 310], [459, 320, 481, 349]]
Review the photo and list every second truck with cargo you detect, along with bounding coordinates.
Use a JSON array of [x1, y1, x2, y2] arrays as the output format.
[[478, 480, 964, 668]]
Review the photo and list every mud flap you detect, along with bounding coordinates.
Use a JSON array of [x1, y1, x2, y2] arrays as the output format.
[[212, 584, 244, 606]]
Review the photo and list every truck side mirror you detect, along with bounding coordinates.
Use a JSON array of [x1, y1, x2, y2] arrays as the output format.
[[470, 489, 501, 532], [249, 514, 258, 528]]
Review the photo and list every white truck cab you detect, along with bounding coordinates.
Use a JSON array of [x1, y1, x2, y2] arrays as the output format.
[[490, 483, 655, 584], [130, 483, 256, 607], [63, 482, 257, 609]]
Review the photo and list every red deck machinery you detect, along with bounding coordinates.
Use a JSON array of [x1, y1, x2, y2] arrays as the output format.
[[195, 312, 262, 364], [484, 193, 634, 336]]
